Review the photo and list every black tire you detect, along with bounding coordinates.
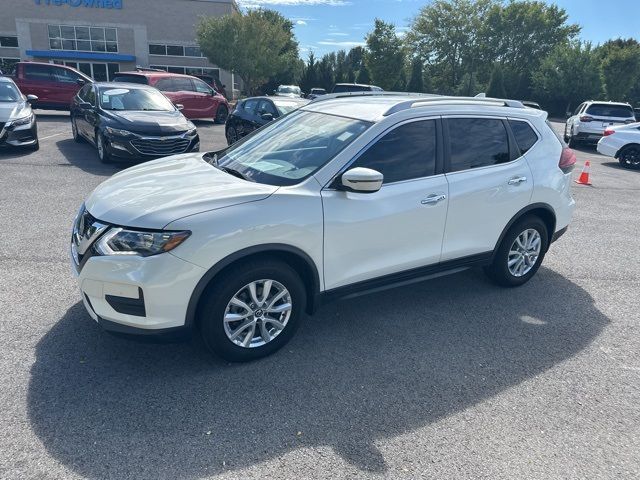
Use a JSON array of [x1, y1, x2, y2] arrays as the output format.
[[484, 216, 548, 287], [215, 105, 229, 124], [563, 124, 570, 143], [96, 131, 111, 164], [199, 260, 306, 362], [567, 128, 578, 148], [226, 125, 238, 145], [618, 145, 640, 170], [71, 116, 82, 143]]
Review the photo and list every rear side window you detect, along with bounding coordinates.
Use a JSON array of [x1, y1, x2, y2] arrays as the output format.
[[586, 104, 634, 118], [350, 120, 437, 184], [509, 120, 539, 154], [113, 75, 148, 85], [24, 64, 52, 81], [447, 118, 510, 172]]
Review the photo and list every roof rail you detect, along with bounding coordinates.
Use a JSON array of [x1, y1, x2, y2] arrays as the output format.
[[308, 91, 435, 104], [383, 96, 525, 116]]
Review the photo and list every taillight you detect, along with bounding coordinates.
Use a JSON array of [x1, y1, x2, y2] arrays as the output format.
[[603, 129, 615, 136], [559, 147, 577, 173], [579, 115, 593, 122]]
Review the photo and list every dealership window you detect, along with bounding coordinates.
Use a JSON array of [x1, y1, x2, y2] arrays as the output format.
[[149, 44, 204, 57], [0, 36, 19, 48], [0, 58, 20, 74], [150, 65, 220, 80], [48, 25, 118, 53]]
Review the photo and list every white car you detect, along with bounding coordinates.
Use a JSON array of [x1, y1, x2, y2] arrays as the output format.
[[564, 101, 635, 146], [596, 122, 640, 169], [71, 93, 577, 361]]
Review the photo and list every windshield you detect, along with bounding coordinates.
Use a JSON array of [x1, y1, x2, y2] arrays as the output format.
[[212, 110, 371, 186], [277, 86, 301, 94], [99, 87, 175, 111], [274, 101, 304, 115], [586, 104, 634, 118], [0, 82, 21, 102]]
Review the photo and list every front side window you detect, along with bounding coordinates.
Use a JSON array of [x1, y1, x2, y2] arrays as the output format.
[[509, 120, 539, 154], [193, 79, 212, 94], [51, 66, 82, 83], [77, 83, 91, 101], [350, 120, 437, 184], [447, 118, 510, 172], [257, 100, 277, 116], [99, 87, 175, 112], [242, 99, 258, 112], [172, 78, 194, 92], [213, 110, 371, 186]]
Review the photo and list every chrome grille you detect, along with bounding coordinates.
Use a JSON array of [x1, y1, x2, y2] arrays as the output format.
[[130, 136, 190, 156]]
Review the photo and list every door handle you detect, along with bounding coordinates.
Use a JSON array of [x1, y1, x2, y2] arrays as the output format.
[[508, 176, 527, 185], [421, 194, 446, 205]]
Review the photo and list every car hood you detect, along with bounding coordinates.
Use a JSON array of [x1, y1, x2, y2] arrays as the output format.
[[0, 101, 30, 122], [84, 153, 278, 228], [103, 110, 191, 135]]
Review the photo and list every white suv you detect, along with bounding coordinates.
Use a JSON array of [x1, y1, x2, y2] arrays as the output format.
[[71, 93, 577, 361], [564, 100, 635, 146]]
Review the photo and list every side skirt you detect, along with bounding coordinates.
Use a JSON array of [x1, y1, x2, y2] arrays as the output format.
[[316, 252, 492, 308]]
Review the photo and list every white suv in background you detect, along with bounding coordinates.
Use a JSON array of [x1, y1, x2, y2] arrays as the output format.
[[564, 101, 635, 146], [71, 93, 577, 362]]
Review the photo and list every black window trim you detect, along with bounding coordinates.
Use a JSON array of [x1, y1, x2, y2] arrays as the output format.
[[324, 116, 445, 190], [442, 115, 522, 175]]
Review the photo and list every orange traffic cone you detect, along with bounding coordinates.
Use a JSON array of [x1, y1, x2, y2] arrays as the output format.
[[575, 161, 592, 185]]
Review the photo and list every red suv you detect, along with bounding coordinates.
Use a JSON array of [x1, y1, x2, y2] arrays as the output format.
[[10, 62, 91, 110], [112, 71, 229, 123]]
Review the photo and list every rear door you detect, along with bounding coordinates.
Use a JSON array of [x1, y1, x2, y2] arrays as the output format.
[[441, 116, 533, 261]]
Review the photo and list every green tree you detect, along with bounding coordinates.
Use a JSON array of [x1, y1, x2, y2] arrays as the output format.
[[532, 41, 602, 115], [599, 39, 640, 101], [486, 64, 507, 98], [300, 51, 318, 93], [357, 63, 371, 84], [364, 19, 405, 90], [197, 9, 299, 95], [406, 57, 425, 93]]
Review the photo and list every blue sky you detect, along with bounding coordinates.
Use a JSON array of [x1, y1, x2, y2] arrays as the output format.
[[237, 0, 640, 57]]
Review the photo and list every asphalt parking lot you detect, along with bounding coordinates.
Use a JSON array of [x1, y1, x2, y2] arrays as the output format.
[[0, 112, 639, 479]]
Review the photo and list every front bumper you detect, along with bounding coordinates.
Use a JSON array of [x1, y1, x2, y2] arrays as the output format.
[[104, 131, 200, 161], [71, 208, 206, 332], [0, 117, 38, 148]]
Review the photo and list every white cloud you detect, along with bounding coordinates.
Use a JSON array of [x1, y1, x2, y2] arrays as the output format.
[[327, 32, 349, 36], [238, 0, 350, 6], [318, 40, 366, 48], [296, 20, 307, 25]]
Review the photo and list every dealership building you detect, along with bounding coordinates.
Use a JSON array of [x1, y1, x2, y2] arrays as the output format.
[[0, 0, 239, 94]]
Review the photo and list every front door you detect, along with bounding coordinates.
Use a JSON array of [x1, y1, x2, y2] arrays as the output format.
[[441, 116, 533, 261], [321, 119, 449, 290]]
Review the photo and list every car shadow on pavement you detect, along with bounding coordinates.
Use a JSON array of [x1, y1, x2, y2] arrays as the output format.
[[27, 267, 608, 478], [602, 161, 640, 173], [56, 138, 132, 176]]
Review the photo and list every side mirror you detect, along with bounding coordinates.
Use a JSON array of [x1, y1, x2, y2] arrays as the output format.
[[76, 79, 86, 86], [175, 103, 184, 111], [79, 101, 92, 109], [26, 94, 38, 104], [341, 167, 383, 193], [260, 112, 274, 121]]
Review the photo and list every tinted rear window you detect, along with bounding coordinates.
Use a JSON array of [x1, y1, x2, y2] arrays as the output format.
[[332, 84, 370, 93], [586, 104, 633, 118], [447, 118, 510, 172], [509, 120, 539, 154], [112, 75, 148, 85]]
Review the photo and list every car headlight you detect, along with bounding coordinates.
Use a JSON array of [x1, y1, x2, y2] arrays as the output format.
[[105, 126, 134, 137], [186, 122, 197, 136], [94, 228, 191, 257], [8, 113, 34, 127]]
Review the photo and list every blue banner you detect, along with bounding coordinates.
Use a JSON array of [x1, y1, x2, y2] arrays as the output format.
[[34, 0, 123, 9]]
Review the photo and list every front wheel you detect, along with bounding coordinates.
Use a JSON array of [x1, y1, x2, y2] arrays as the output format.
[[215, 105, 228, 124], [199, 260, 305, 362], [226, 125, 238, 145], [96, 131, 111, 163], [71, 116, 82, 143], [618, 145, 640, 169], [484, 216, 548, 287]]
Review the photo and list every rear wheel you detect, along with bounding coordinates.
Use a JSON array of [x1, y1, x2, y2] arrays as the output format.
[[618, 145, 640, 169], [96, 131, 111, 163], [484, 216, 548, 287], [215, 105, 228, 124], [199, 260, 305, 362], [567, 127, 578, 148]]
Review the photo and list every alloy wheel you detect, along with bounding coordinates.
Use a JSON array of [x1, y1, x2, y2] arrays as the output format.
[[508, 228, 542, 277], [223, 279, 292, 348], [620, 147, 640, 168]]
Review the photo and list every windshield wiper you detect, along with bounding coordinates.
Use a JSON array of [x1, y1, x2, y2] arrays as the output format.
[[218, 166, 253, 182]]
